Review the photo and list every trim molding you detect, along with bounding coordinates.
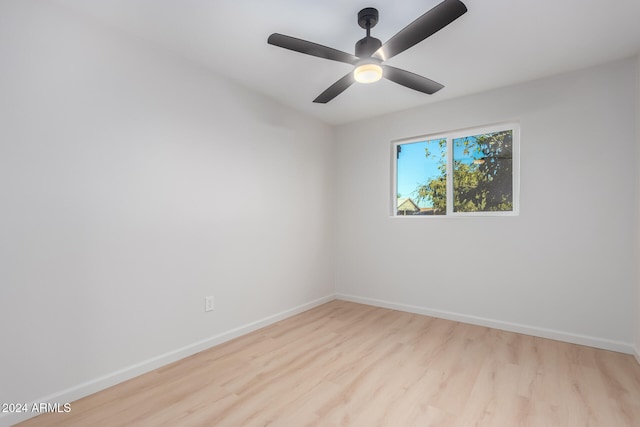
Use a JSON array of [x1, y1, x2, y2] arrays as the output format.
[[1, 294, 336, 427], [336, 293, 635, 355], [634, 345, 640, 366]]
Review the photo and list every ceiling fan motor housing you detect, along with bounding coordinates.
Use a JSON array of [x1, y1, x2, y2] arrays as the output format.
[[355, 36, 382, 58]]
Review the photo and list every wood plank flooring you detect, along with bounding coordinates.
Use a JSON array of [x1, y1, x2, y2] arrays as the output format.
[[16, 300, 640, 426]]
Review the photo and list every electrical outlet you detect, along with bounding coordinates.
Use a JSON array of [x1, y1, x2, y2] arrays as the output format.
[[205, 296, 214, 312]]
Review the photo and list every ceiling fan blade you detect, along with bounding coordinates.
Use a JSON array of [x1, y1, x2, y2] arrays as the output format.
[[268, 33, 359, 65], [383, 65, 444, 94], [313, 73, 355, 103], [373, 0, 467, 62]]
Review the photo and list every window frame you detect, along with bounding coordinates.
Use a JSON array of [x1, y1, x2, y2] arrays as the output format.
[[391, 122, 520, 218]]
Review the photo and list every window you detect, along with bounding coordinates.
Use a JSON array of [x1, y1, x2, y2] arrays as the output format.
[[393, 123, 519, 216]]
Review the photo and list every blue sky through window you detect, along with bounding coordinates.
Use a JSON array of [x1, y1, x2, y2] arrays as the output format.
[[453, 136, 484, 165], [396, 139, 444, 208]]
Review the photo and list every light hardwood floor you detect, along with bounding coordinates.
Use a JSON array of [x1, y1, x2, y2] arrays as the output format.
[[16, 300, 640, 426]]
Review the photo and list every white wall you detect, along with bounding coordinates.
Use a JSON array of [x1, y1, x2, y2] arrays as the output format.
[[334, 58, 638, 352], [0, 1, 334, 423]]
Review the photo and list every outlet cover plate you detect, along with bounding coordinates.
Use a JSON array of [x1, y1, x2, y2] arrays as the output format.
[[205, 296, 214, 312]]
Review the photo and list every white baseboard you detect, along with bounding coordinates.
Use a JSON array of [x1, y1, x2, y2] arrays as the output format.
[[634, 345, 640, 366], [1, 294, 336, 427], [336, 293, 635, 355]]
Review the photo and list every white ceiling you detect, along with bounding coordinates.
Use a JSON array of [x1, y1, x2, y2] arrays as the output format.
[[55, 0, 640, 125]]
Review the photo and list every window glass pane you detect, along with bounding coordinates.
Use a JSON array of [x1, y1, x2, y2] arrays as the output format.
[[452, 130, 513, 212], [396, 138, 447, 215]]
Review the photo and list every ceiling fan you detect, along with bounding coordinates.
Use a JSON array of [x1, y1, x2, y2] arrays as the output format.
[[267, 0, 467, 103]]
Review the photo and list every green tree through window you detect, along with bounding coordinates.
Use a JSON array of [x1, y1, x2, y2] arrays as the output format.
[[395, 125, 518, 216], [452, 130, 513, 212]]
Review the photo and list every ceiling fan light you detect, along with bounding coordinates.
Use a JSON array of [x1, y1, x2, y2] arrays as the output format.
[[354, 63, 383, 84]]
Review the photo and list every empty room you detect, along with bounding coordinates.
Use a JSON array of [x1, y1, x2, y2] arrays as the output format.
[[2, 0, 640, 426]]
